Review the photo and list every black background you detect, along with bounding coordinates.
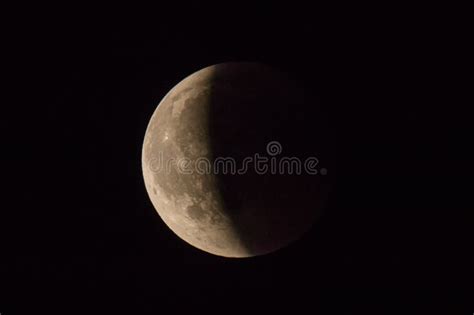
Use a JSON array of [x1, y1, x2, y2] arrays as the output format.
[[1, 5, 471, 315]]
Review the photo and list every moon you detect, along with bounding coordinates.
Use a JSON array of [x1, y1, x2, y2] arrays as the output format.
[[142, 62, 334, 258]]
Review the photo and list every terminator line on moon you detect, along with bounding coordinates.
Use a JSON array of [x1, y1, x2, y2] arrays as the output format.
[[142, 62, 334, 258]]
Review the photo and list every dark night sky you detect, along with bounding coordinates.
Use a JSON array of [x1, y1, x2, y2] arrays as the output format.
[[1, 6, 471, 315]]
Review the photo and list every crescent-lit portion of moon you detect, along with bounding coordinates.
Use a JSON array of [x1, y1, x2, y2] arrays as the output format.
[[142, 65, 249, 257]]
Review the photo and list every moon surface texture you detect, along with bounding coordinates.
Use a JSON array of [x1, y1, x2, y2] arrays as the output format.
[[142, 62, 334, 258]]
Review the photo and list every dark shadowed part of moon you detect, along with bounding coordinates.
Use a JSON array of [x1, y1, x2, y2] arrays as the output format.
[[142, 62, 335, 258]]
